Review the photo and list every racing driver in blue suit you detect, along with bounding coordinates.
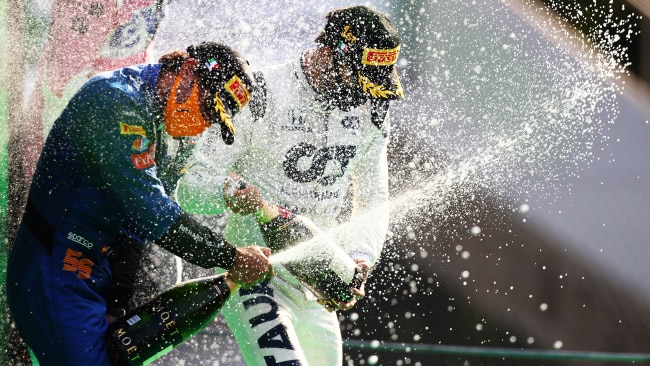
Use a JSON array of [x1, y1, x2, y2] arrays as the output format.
[[6, 41, 273, 366]]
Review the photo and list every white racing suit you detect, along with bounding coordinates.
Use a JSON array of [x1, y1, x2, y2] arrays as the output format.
[[176, 59, 390, 366]]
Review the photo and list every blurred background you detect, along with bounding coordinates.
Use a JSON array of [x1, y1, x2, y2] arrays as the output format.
[[2, 0, 650, 365]]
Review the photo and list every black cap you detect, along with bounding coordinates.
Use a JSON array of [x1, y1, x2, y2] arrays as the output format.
[[315, 6, 403, 100], [187, 42, 255, 144]]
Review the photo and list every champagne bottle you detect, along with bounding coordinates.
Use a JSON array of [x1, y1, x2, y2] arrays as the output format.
[[257, 204, 317, 252], [249, 193, 365, 304], [107, 273, 235, 366], [224, 176, 317, 253]]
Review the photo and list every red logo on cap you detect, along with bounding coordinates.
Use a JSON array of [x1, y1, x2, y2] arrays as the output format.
[[362, 45, 400, 66], [226, 75, 250, 109]]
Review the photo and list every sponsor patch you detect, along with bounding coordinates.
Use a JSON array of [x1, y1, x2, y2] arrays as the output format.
[[119, 122, 147, 137], [132, 137, 150, 152], [362, 45, 400, 66], [67, 231, 94, 249], [225, 75, 250, 109], [131, 144, 156, 170]]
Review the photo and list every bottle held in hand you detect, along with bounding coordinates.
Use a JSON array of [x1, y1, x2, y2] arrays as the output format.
[[258, 205, 319, 252], [225, 176, 319, 253], [107, 274, 234, 366], [279, 256, 366, 304], [226, 177, 364, 304]]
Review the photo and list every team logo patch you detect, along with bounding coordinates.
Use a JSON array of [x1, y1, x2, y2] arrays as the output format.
[[119, 122, 147, 137], [132, 137, 150, 152], [131, 144, 155, 170], [362, 45, 400, 66], [225, 75, 250, 109]]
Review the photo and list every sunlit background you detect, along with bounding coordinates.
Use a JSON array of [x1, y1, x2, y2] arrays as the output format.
[[2, 0, 650, 365]]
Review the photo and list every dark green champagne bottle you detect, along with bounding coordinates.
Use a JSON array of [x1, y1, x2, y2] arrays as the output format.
[[258, 205, 317, 252], [256, 204, 365, 304], [107, 274, 233, 365]]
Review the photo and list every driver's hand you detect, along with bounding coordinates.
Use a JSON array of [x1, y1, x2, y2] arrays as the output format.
[[318, 259, 370, 312], [223, 173, 264, 215], [229, 245, 274, 287]]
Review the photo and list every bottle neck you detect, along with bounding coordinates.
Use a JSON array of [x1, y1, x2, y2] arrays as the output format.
[[253, 202, 280, 224], [223, 273, 238, 292]]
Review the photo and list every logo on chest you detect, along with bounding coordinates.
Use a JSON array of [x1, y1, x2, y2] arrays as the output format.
[[281, 110, 361, 132], [341, 116, 360, 130], [281, 109, 312, 132], [283, 142, 357, 186], [131, 143, 156, 170]]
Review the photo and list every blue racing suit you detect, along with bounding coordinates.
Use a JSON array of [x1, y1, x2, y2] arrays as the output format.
[[6, 64, 236, 366]]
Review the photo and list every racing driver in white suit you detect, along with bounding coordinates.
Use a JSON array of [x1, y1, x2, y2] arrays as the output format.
[[176, 6, 404, 365]]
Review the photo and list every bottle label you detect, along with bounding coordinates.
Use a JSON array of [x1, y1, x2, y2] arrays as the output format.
[[109, 300, 183, 364], [108, 274, 231, 365], [126, 314, 141, 326]]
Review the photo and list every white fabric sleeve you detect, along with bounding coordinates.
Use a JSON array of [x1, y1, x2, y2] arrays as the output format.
[[328, 111, 391, 266], [176, 109, 253, 214]]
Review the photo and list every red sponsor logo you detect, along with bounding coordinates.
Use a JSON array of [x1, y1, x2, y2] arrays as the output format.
[[131, 144, 156, 170], [362, 46, 400, 66], [226, 75, 250, 109], [62, 247, 94, 280]]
